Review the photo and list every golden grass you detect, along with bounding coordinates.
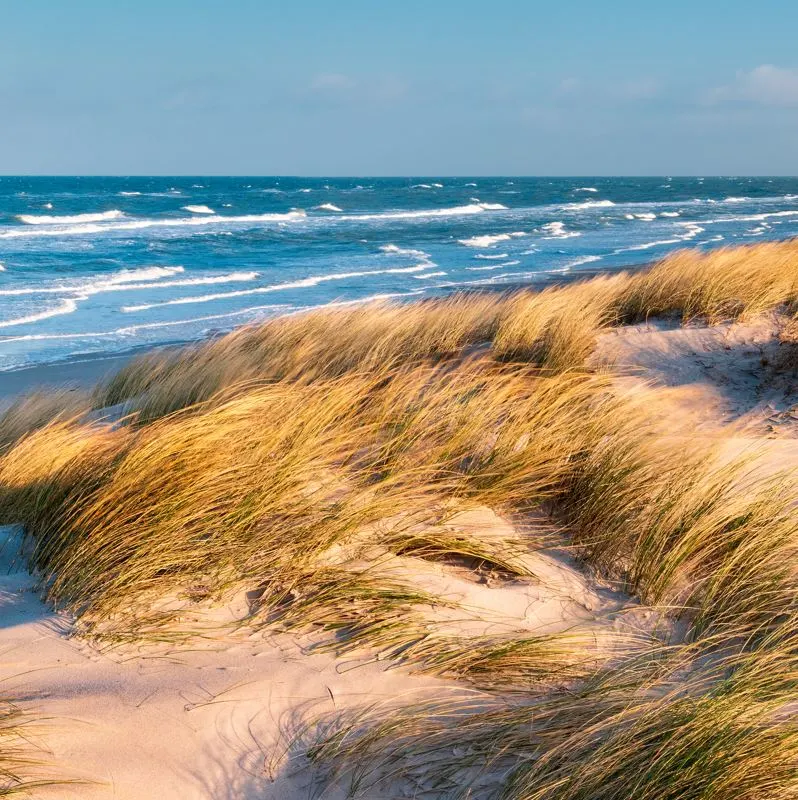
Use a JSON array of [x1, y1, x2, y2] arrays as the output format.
[[305, 620, 798, 799], [86, 239, 798, 425], [0, 697, 47, 796], [0, 390, 90, 454], [2, 240, 798, 795]]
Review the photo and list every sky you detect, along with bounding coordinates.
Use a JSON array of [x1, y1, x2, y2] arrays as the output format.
[[1, 0, 797, 175]]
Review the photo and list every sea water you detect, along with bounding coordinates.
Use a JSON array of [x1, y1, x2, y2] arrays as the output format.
[[1, 175, 797, 371]]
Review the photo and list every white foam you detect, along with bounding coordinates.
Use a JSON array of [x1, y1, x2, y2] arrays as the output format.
[[660, 211, 681, 217], [337, 204, 499, 223], [122, 265, 432, 312], [0, 211, 307, 239], [16, 209, 125, 225], [477, 202, 508, 210], [412, 271, 447, 279], [698, 210, 798, 224], [540, 221, 580, 239], [634, 213, 657, 221], [565, 254, 602, 268], [119, 191, 141, 196], [474, 253, 509, 260], [379, 244, 430, 259], [0, 266, 188, 297], [459, 231, 525, 248], [182, 205, 216, 214], [564, 199, 615, 209], [679, 223, 705, 240], [314, 203, 343, 212], [574, 187, 598, 192], [0, 298, 78, 329], [0, 305, 293, 343], [0, 263, 5, 272], [464, 182, 477, 187], [99, 271, 260, 293], [43, 202, 53, 209], [613, 238, 684, 253], [723, 196, 749, 203]]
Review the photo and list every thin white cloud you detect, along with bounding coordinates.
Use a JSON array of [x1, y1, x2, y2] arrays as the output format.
[[710, 65, 798, 107]]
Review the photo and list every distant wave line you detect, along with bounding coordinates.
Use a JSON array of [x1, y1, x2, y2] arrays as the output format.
[[121, 264, 432, 312]]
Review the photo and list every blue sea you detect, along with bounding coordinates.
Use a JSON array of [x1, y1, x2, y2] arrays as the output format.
[[1, 176, 797, 371]]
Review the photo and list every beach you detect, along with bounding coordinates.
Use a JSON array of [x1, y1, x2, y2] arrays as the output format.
[[0, 239, 797, 798]]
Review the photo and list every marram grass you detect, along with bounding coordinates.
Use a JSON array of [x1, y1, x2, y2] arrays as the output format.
[[1, 240, 797, 795]]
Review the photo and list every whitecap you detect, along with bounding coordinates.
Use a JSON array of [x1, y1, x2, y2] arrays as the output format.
[[16, 209, 125, 225], [565, 254, 602, 268], [699, 210, 798, 224], [474, 253, 509, 260], [0, 298, 78, 329], [182, 205, 216, 214], [464, 182, 477, 187], [634, 213, 657, 221], [339, 204, 498, 222], [122, 264, 432, 312], [314, 203, 343, 212], [119, 191, 142, 196], [540, 221, 580, 239], [574, 187, 598, 193], [458, 231, 525, 248], [379, 244, 431, 259], [412, 271, 447, 279], [613, 239, 684, 253], [0, 266, 188, 297], [723, 196, 749, 203], [679, 224, 705, 240], [0, 210, 307, 239], [660, 211, 681, 217], [564, 199, 615, 209], [43, 202, 53, 209]]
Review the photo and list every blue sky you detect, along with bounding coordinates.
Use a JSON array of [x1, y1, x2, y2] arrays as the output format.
[[1, 0, 797, 175]]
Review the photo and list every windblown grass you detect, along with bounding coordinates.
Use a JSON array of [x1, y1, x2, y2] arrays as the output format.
[[0, 697, 43, 796], [305, 620, 798, 799], [0, 390, 90, 454], [2, 240, 798, 795]]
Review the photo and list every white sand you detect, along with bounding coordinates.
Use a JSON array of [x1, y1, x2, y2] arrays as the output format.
[[0, 508, 655, 798]]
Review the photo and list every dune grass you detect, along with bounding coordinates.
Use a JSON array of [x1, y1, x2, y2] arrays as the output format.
[[1, 240, 797, 795], [85, 238, 798, 423], [304, 621, 798, 799], [0, 697, 44, 796]]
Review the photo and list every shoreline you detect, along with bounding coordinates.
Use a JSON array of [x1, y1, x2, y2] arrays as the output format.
[[0, 264, 622, 406]]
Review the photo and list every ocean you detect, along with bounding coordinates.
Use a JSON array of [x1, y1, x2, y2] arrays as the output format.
[[0, 175, 796, 372]]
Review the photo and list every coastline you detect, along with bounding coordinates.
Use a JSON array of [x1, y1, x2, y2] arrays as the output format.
[[0, 263, 622, 407]]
